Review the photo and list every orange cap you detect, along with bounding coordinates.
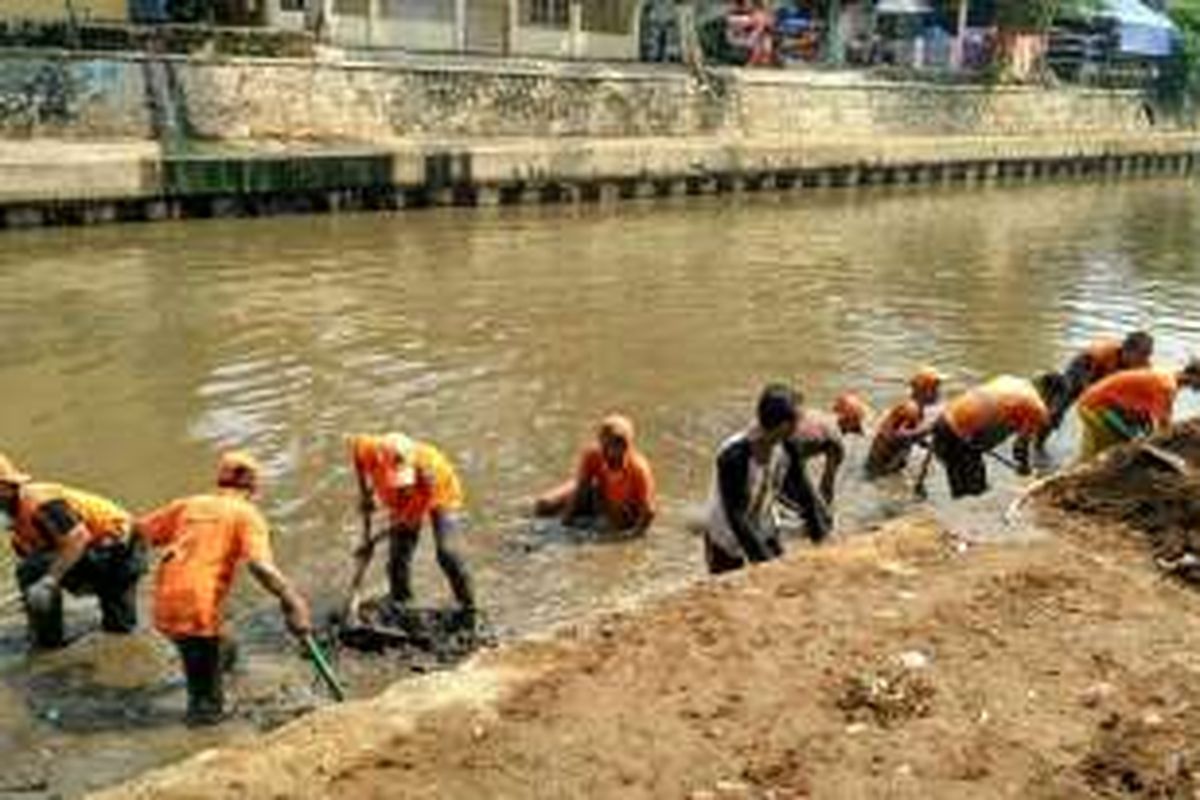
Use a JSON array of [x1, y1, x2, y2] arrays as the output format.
[[0, 453, 30, 485], [216, 450, 262, 491], [910, 366, 945, 395], [833, 393, 870, 434]]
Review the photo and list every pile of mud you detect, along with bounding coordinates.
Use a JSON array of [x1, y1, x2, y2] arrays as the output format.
[[1037, 419, 1200, 563], [332, 599, 495, 670]]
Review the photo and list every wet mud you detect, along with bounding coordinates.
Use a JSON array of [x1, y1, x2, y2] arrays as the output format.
[[333, 600, 496, 669]]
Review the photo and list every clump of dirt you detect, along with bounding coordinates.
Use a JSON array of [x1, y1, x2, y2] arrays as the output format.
[[1038, 420, 1200, 562], [334, 600, 495, 670], [834, 662, 936, 728], [1078, 711, 1199, 798]]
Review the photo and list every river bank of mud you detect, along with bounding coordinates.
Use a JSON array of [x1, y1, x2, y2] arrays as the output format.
[[98, 424, 1200, 800]]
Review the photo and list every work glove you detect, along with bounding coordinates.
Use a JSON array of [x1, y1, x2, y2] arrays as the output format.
[[25, 575, 59, 615]]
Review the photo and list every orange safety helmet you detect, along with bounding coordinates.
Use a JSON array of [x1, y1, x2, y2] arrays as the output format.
[[0, 453, 31, 485], [216, 450, 262, 491], [909, 366, 945, 396], [833, 393, 870, 434]]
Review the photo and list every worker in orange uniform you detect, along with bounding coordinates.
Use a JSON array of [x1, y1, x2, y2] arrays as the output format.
[[1037, 331, 1155, 449], [346, 433, 475, 622], [918, 376, 1049, 499], [794, 392, 869, 510], [1076, 361, 1200, 460], [865, 367, 945, 479], [534, 414, 657, 537], [0, 454, 144, 650], [136, 452, 312, 726]]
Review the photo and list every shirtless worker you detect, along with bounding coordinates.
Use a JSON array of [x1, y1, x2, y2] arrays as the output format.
[[794, 393, 870, 510], [0, 454, 144, 650], [136, 452, 311, 726], [1075, 361, 1200, 460], [346, 432, 476, 622], [701, 383, 829, 575], [865, 367, 944, 479], [534, 414, 657, 536], [917, 375, 1049, 499]]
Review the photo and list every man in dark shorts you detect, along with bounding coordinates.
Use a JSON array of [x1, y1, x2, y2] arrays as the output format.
[[0, 453, 144, 649]]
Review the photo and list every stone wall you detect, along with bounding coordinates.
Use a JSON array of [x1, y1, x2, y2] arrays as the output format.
[[0, 49, 1163, 143], [0, 53, 149, 138]]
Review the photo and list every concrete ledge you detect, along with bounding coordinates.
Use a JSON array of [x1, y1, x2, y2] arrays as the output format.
[[1, 133, 1197, 230]]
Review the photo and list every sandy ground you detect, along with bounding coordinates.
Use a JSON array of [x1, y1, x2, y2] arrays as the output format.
[[94, 490, 1200, 799]]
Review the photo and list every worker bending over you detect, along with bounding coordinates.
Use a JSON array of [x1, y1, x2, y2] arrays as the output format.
[[919, 376, 1049, 499], [1036, 331, 1154, 449], [346, 432, 475, 622], [0, 454, 144, 650], [865, 367, 944, 479], [701, 384, 829, 575], [1076, 361, 1200, 460], [137, 452, 311, 726], [794, 392, 869, 510]]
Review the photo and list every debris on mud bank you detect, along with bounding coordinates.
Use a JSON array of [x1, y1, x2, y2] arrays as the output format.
[[1035, 419, 1200, 569]]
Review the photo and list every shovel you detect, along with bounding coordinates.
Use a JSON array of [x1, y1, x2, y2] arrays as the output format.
[[302, 634, 346, 702]]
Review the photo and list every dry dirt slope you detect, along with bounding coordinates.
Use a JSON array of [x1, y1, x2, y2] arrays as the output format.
[[95, 501, 1200, 800]]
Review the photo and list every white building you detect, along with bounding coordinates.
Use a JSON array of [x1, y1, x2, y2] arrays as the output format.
[[273, 0, 645, 60]]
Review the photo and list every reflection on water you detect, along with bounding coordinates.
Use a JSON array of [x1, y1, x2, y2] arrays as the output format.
[[2, 178, 1200, 795]]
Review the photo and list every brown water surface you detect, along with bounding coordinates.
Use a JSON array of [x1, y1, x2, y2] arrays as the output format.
[[1, 179, 1200, 796]]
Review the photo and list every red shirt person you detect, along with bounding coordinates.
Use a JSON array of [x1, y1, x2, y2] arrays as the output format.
[[535, 415, 657, 537]]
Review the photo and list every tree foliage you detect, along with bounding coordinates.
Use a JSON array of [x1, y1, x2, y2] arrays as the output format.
[[993, 0, 1100, 32], [1161, 0, 1200, 115]]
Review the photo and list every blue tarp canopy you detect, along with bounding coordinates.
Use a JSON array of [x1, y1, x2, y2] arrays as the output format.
[[1095, 0, 1177, 57]]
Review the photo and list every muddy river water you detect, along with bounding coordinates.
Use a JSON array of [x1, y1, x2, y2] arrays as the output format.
[[2, 178, 1200, 796]]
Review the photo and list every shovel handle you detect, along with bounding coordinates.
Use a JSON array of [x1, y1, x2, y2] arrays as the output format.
[[302, 634, 346, 702]]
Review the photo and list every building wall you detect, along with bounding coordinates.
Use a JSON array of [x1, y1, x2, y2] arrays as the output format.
[[0, 0, 128, 22], [0, 50, 1158, 143]]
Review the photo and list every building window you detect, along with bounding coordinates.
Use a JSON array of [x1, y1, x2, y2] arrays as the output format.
[[525, 0, 570, 28]]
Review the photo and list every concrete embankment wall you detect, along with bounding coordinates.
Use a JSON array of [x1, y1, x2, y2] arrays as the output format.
[[0, 49, 1196, 228]]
